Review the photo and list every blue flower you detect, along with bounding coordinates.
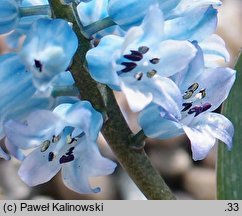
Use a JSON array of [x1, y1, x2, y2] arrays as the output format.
[[0, 18, 77, 160], [0, 0, 50, 35], [86, 5, 196, 112], [77, 0, 125, 38], [0, 53, 76, 131], [4, 101, 117, 194], [0, 53, 53, 159], [18, 18, 78, 91], [107, 0, 221, 41], [138, 44, 236, 160]]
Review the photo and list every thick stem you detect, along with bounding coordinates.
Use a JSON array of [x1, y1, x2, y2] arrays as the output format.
[[48, 0, 176, 200]]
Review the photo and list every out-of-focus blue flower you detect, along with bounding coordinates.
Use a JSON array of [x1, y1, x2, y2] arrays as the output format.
[[77, 0, 125, 38], [0, 0, 50, 35], [19, 18, 78, 92], [0, 53, 52, 159], [86, 5, 196, 112], [0, 18, 77, 158], [1, 0, 51, 49], [0, 0, 20, 34], [138, 44, 236, 161], [4, 101, 117, 194], [107, 0, 221, 41]]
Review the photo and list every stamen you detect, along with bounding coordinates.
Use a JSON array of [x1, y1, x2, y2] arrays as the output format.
[[150, 58, 160, 64], [182, 103, 193, 112], [34, 59, 42, 72], [52, 135, 61, 143], [188, 105, 203, 117], [202, 103, 211, 112], [66, 134, 72, 144], [59, 154, 74, 164], [188, 83, 199, 92], [138, 46, 149, 54], [194, 89, 206, 100], [41, 140, 50, 152], [59, 147, 75, 164], [147, 69, 157, 78], [48, 152, 54, 162], [120, 62, 137, 72], [124, 50, 143, 61], [134, 72, 143, 81], [183, 90, 193, 100]]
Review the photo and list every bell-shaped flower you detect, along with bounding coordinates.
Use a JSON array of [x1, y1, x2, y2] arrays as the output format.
[[138, 44, 236, 160], [107, 0, 221, 41], [0, 51, 76, 159], [18, 18, 78, 92], [86, 5, 196, 113], [0, 0, 50, 35], [4, 101, 117, 194]]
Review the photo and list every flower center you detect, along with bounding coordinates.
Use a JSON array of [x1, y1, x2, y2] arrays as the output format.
[[40, 129, 85, 164], [117, 46, 159, 81], [34, 59, 43, 72], [181, 83, 211, 117]]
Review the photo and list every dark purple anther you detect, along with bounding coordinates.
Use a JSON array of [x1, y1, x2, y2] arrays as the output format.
[[150, 58, 160, 64], [66, 147, 75, 156], [202, 103, 212, 112], [59, 155, 74, 164], [34, 59, 42, 72], [182, 103, 193, 112], [121, 62, 137, 72], [48, 152, 54, 162], [188, 105, 203, 117], [124, 50, 143, 61]]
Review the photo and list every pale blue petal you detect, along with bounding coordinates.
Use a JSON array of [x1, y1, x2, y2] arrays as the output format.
[[158, 0, 180, 16], [0, 0, 19, 34], [77, 0, 109, 26], [190, 112, 234, 150], [53, 101, 103, 140], [138, 104, 184, 139], [50, 71, 75, 87], [108, 0, 157, 30], [183, 125, 216, 161], [164, 6, 218, 41], [62, 140, 116, 194], [138, 4, 164, 43], [0, 147, 11, 160], [168, 0, 221, 18], [172, 42, 204, 93], [121, 76, 182, 115], [86, 35, 123, 90], [194, 67, 236, 111], [4, 110, 63, 149], [18, 143, 61, 186], [199, 34, 230, 65], [149, 40, 197, 77], [5, 138, 25, 161], [77, 0, 125, 37]]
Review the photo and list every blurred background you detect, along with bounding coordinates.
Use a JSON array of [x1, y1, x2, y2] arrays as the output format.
[[0, 0, 242, 200]]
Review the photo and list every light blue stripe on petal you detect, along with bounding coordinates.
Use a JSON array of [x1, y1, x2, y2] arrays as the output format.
[[164, 6, 218, 41]]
